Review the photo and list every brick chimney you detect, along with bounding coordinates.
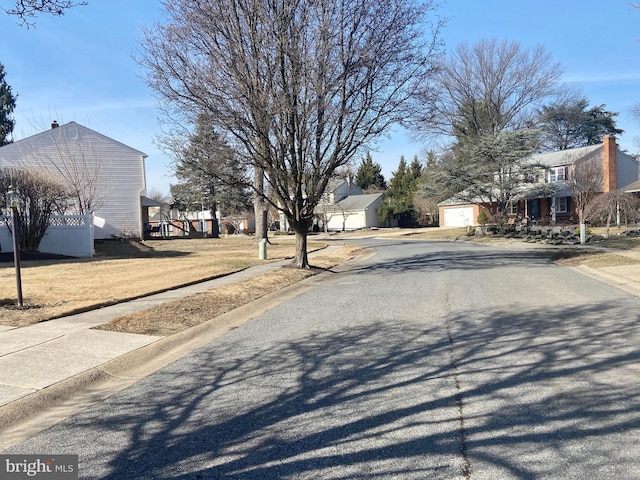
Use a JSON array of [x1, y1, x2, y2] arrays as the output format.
[[603, 135, 617, 192]]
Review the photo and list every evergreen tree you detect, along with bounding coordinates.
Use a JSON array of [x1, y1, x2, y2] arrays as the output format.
[[378, 156, 420, 225], [170, 114, 251, 237], [537, 96, 623, 151], [437, 129, 546, 229], [0, 62, 17, 146], [354, 152, 386, 191], [409, 155, 423, 181]]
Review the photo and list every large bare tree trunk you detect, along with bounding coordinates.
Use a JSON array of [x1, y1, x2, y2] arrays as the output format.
[[289, 216, 312, 268], [209, 200, 220, 238], [292, 230, 310, 269]]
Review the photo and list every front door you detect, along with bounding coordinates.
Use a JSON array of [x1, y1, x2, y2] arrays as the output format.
[[527, 199, 541, 220]]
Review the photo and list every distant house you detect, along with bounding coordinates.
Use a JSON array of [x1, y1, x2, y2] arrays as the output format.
[[316, 192, 385, 231], [320, 178, 364, 204], [439, 136, 640, 227], [310, 179, 384, 231], [0, 121, 148, 239]]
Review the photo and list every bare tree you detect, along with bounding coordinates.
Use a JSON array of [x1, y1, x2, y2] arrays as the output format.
[[568, 157, 604, 228], [0, 167, 69, 251], [147, 187, 170, 204], [631, 103, 640, 151], [140, 0, 443, 268], [411, 38, 563, 231], [587, 190, 640, 237], [23, 124, 106, 215], [413, 38, 563, 139], [412, 190, 439, 225], [4, 0, 87, 26]]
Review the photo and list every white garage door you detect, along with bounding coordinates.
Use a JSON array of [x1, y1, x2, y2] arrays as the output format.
[[443, 206, 474, 227]]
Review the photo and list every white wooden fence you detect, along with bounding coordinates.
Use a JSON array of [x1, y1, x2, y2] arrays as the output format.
[[0, 213, 94, 258]]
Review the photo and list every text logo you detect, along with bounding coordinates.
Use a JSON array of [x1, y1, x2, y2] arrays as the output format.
[[0, 455, 78, 479]]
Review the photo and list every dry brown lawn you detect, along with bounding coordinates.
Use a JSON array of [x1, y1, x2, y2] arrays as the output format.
[[96, 243, 365, 336], [0, 236, 338, 327], [3, 226, 639, 333], [551, 250, 640, 268]]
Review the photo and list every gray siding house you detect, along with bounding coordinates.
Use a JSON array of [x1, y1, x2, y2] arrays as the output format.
[[0, 121, 148, 239]]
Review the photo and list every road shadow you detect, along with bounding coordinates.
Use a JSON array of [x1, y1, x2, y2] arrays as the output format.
[[346, 242, 555, 276], [11, 300, 640, 479]]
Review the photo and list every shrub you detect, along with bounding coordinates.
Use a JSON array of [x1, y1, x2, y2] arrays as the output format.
[[0, 167, 70, 251], [574, 226, 592, 237]]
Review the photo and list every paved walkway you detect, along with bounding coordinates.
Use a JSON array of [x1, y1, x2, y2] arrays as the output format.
[[0, 256, 297, 422], [1, 238, 640, 447]]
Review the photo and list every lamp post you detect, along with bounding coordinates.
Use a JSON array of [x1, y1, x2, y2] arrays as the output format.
[[6, 185, 23, 307]]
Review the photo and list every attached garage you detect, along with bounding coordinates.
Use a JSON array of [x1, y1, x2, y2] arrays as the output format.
[[441, 205, 476, 227]]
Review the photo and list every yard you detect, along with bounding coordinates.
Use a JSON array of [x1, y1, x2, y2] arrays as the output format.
[[2, 227, 639, 332], [0, 236, 360, 328]]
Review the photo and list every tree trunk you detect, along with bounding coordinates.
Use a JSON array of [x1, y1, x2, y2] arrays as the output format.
[[211, 218, 220, 238], [292, 229, 310, 269], [578, 209, 586, 245], [210, 201, 220, 238]]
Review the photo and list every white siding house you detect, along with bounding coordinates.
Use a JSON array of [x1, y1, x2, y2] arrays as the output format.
[[0, 121, 148, 239], [318, 193, 385, 231]]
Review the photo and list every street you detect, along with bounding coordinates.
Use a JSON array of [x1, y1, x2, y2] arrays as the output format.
[[5, 239, 640, 479]]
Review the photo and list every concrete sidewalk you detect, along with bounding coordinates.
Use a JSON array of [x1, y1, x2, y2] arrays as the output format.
[[0, 260, 284, 402], [0, 255, 302, 439]]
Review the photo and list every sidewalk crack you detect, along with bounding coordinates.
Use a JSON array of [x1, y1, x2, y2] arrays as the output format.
[[0, 335, 66, 358]]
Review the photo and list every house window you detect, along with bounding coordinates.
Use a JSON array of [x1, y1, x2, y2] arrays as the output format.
[[554, 197, 568, 213], [548, 166, 567, 182], [507, 201, 518, 215], [524, 171, 541, 183]]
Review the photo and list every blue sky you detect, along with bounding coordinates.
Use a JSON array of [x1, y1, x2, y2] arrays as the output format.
[[1, 0, 640, 196]]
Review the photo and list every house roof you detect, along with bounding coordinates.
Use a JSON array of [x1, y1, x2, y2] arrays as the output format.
[[0, 121, 148, 163], [623, 178, 640, 193], [141, 196, 165, 207], [330, 193, 384, 211], [528, 144, 601, 167]]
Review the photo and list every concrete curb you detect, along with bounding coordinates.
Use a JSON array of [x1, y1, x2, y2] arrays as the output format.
[[569, 264, 640, 298], [0, 256, 353, 450]]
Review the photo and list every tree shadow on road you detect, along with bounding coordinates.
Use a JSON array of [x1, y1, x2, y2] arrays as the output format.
[[346, 243, 556, 276], [13, 301, 640, 479]]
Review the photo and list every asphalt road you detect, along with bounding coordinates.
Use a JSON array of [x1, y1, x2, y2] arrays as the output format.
[[5, 239, 640, 479]]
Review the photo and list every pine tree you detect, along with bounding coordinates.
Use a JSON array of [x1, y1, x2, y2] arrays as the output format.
[[0, 62, 17, 146], [378, 156, 420, 225], [170, 114, 251, 238], [537, 96, 623, 151], [355, 152, 386, 191], [409, 155, 423, 181]]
